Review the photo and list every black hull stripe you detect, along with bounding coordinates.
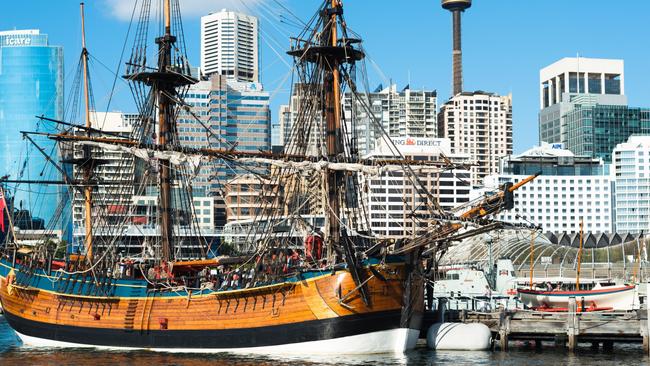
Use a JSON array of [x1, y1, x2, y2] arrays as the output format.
[[4, 310, 404, 349]]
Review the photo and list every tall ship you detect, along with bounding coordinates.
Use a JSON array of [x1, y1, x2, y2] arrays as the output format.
[[0, 0, 533, 354]]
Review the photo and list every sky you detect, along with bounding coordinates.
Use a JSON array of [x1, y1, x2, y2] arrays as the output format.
[[2, 0, 649, 154]]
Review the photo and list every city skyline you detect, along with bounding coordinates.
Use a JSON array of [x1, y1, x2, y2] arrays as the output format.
[[1, 0, 649, 154]]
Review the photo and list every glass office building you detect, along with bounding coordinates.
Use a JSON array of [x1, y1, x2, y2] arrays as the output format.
[[563, 104, 650, 163], [0, 30, 64, 227]]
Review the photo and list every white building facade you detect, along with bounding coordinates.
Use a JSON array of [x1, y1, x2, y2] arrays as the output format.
[[438, 91, 513, 185], [200, 10, 259, 82], [366, 137, 471, 238], [478, 143, 613, 234], [612, 136, 650, 234], [539, 57, 627, 145]]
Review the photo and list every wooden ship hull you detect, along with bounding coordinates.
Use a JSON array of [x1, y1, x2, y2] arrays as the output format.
[[0, 258, 423, 354]]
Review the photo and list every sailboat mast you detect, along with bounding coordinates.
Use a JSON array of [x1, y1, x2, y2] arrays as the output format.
[[158, 0, 174, 262], [80, 2, 94, 262], [529, 231, 535, 290], [576, 218, 584, 289], [324, 0, 342, 253]]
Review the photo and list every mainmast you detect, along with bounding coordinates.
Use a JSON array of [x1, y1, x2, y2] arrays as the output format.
[[80, 2, 94, 262], [158, 0, 174, 262], [288, 0, 368, 303], [324, 0, 343, 255]]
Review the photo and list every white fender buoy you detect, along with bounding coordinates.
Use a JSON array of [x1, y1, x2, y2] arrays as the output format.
[[427, 322, 492, 350]]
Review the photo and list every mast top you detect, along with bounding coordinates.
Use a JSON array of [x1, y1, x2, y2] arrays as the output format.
[[122, 0, 197, 87], [287, 1, 365, 64]]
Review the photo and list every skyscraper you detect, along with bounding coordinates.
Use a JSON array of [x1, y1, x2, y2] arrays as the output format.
[[539, 57, 626, 145], [438, 91, 513, 185], [539, 57, 650, 163], [343, 84, 438, 156], [200, 9, 259, 83], [178, 73, 270, 227], [0, 29, 63, 225]]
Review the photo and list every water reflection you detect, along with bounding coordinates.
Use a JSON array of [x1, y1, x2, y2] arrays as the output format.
[[1, 316, 648, 366]]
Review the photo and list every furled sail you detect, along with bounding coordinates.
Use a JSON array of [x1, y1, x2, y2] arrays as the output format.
[[76, 140, 450, 176]]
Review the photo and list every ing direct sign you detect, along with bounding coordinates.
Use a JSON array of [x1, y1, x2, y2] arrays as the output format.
[[392, 137, 443, 147]]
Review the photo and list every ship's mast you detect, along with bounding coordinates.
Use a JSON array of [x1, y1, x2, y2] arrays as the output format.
[[158, 0, 174, 262], [324, 0, 342, 255], [80, 2, 94, 262]]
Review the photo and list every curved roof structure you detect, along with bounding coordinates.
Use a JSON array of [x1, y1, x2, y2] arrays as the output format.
[[441, 230, 649, 271]]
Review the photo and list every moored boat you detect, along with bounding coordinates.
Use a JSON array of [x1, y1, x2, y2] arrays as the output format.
[[517, 284, 637, 311], [0, 256, 423, 354]]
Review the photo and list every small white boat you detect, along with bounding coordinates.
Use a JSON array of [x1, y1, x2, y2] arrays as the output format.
[[517, 283, 637, 311]]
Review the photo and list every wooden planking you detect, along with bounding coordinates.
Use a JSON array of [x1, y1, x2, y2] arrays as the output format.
[[300, 279, 339, 319], [0, 264, 410, 333]]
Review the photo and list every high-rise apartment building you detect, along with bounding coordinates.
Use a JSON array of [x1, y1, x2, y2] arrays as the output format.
[[0, 30, 63, 225], [538, 57, 649, 163], [200, 10, 259, 83], [71, 112, 138, 243], [279, 84, 437, 156], [343, 84, 438, 156], [178, 73, 271, 227], [278, 83, 324, 155], [612, 136, 650, 234], [438, 91, 513, 185], [480, 143, 613, 234]]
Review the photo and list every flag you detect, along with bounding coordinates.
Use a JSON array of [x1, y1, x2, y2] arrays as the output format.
[[0, 189, 5, 233]]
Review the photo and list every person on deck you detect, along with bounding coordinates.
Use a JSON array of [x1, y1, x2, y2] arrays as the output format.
[[304, 229, 324, 264]]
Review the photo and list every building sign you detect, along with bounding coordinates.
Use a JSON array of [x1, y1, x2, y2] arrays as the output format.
[[551, 143, 564, 150], [3, 36, 32, 46], [392, 137, 443, 147], [373, 137, 453, 156]]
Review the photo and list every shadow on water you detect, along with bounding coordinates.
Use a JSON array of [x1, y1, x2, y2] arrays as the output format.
[[1, 316, 649, 365]]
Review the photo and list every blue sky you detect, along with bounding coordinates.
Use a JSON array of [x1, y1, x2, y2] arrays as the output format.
[[2, 0, 649, 153]]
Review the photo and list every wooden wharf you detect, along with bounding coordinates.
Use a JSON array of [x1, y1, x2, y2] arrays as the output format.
[[422, 296, 650, 353]]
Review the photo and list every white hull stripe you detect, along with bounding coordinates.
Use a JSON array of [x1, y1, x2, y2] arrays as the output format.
[[14, 328, 420, 355]]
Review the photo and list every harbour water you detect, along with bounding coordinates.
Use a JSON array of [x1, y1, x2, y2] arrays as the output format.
[[0, 316, 648, 366]]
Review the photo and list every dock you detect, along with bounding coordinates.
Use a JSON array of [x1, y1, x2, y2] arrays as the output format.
[[423, 295, 650, 352]]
